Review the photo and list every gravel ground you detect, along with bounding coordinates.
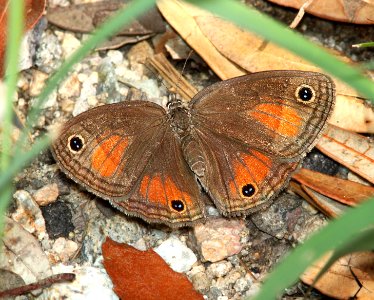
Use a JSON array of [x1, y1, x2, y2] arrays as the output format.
[[5, 0, 373, 299]]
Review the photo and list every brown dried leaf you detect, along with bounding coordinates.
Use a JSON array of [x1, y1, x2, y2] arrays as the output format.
[[292, 168, 374, 206], [157, 0, 374, 133], [102, 238, 203, 300], [317, 125, 374, 184], [47, 2, 165, 36], [302, 252, 374, 299], [0, 217, 52, 284], [267, 0, 374, 24], [289, 181, 347, 218]]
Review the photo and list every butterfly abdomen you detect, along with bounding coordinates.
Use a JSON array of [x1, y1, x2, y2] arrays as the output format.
[[181, 135, 206, 178]]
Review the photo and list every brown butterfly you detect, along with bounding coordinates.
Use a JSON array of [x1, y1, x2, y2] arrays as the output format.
[[52, 70, 335, 227]]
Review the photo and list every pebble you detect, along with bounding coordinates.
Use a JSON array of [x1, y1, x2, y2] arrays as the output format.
[[41, 264, 118, 300], [154, 235, 197, 273], [35, 30, 62, 73], [107, 50, 124, 66], [29, 69, 49, 97], [193, 218, 246, 262], [215, 269, 242, 290], [207, 261, 233, 277], [81, 213, 146, 266], [97, 58, 121, 104], [33, 183, 60, 206], [61, 32, 81, 58], [52, 237, 79, 263], [11, 190, 47, 240], [190, 270, 211, 294], [58, 73, 81, 99], [127, 40, 154, 68]]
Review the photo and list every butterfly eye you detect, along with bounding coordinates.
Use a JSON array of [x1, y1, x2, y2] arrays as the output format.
[[170, 199, 186, 213], [68, 134, 85, 153], [296, 84, 315, 102], [241, 183, 256, 198]]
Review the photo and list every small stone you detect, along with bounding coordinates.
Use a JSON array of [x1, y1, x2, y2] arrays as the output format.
[[234, 276, 251, 293], [207, 261, 233, 278], [33, 183, 59, 206], [29, 70, 49, 97], [58, 73, 81, 99], [187, 264, 205, 277], [41, 201, 75, 239], [107, 50, 123, 66], [60, 99, 75, 113], [35, 30, 62, 73], [131, 238, 147, 251], [191, 272, 211, 294], [127, 40, 154, 66], [154, 235, 197, 273], [97, 58, 121, 104], [61, 33, 81, 58], [41, 264, 117, 299], [193, 218, 246, 262], [11, 190, 46, 240], [52, 237, 78, 263], [214, 269, 242, 291]]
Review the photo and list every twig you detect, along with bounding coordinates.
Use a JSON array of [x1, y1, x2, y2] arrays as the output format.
[[0, 273, 76, 298]]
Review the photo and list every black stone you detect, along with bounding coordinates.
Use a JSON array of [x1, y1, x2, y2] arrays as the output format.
[[41, 201, 74, 239]]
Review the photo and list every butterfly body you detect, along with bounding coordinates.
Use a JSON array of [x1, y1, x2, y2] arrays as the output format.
[[52, 70, 335, 227]]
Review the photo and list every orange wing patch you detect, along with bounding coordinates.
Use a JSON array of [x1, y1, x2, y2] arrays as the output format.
[[91, 135, 129, 177], [249, 103, 302, 137], [139, 175, 193, 213], [229, 150, 272, 199]]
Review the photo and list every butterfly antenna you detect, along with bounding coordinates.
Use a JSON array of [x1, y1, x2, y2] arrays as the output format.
[[175, 50, 194, 97]]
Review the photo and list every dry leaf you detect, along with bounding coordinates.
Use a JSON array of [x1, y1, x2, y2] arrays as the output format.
[[302, 252, 374, 299], [317, 125, 374, 184], [0, 0, 45, 76], [102, 238, 203, 300], [157, 0, 374, 133], [47, 2, 165, 35], [289, 181, 347, 217], [292, 168, 374, 206], [267, 0, 374, 24], [0, 217, 52, 284]]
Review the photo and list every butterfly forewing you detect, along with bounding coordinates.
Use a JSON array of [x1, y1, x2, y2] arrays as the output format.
[[190, 71, 335, 159]]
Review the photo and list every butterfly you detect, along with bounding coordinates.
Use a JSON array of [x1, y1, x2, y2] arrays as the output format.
[[52, 70, 335, 227]]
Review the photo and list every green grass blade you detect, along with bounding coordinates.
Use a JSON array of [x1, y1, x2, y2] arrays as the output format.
[[250, 198, 374, 299], [187, 0, 374, 101], [352, 42, 374, 48], [2, 0, 24, 170]]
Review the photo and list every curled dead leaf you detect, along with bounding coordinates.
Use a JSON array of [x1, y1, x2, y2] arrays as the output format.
[[102, 238, 203, 300]]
